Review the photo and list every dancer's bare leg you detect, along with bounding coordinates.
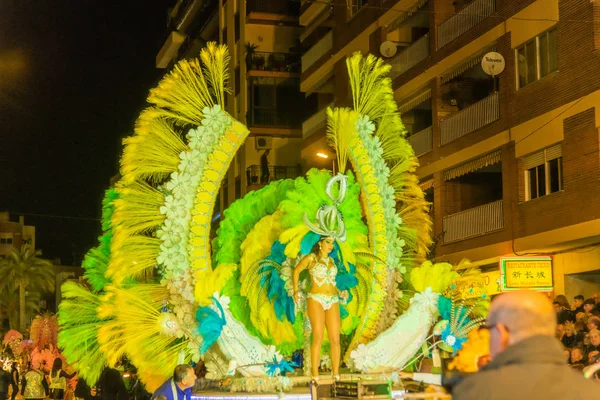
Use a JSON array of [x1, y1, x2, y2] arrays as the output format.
[[307, 298, 325, 378], [325, 303, 341, 376]]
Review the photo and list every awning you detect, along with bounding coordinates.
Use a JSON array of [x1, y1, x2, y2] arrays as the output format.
[[440, 43, 497, 84], [386, 0, 429, 32], [398, 88, 431, 114], [444, 150, 501, 181], [419, 179, 434, 191]]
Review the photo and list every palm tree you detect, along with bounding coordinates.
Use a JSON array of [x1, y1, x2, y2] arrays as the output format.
[[0, 246, 55, 333], [0, 289, 41, 330]]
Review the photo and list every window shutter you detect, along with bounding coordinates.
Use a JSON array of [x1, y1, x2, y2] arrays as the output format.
[[523, 152, 545, 170], [545, 143, 562, 161], [523, 143, 562, 170]]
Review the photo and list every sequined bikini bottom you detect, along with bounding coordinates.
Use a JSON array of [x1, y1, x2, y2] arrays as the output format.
[[307, 293, 339, 310]]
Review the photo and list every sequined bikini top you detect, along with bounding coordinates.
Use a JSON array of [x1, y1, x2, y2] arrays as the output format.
[[309, 254, 337, 287]]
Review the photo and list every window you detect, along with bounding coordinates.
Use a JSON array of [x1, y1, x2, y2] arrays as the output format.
[[234, 13, 240, 43], [347, 0, 367, 19], [516, 27, 557, 88], [524, 144, 563, 201]]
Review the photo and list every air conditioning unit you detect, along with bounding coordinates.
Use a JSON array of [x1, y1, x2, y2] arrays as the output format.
[[255, 136, 272, 150]]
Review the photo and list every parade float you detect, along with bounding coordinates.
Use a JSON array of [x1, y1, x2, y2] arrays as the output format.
[[57, 44, 490, 398]]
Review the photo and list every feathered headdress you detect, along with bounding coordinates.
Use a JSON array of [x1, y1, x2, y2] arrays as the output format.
[[302, 173, 348, 242]]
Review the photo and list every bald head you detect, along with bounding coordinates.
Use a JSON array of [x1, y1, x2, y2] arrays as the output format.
[[488, 291, 556, 342]]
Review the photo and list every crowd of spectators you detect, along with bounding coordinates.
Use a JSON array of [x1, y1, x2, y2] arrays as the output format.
[[554, 293, 600, 370]]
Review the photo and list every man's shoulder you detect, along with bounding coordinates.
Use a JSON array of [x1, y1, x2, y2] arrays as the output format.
[[152, 379, 171, 397], [452, 369, 496, 399], [453, 364, 599, 400]]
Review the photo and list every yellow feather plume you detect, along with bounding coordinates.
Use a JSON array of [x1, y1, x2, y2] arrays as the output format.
[[200, 42, 230, 107], [326, 107, 357, 173], [195, 263, 237, 306], [112, 181, 165, 238], [97, 284, 191, 391], [147, 58, 214, 126], [108, 235, 160, 282], [238, 213, 297, 345], [121, 114, 188, 184]]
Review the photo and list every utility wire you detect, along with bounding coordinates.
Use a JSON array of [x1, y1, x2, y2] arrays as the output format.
[[7, 212, 100, 222]]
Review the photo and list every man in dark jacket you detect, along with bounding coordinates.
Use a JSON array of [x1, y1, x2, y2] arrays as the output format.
[[453, 290, 598, 400], [0, 361, 12, 400]]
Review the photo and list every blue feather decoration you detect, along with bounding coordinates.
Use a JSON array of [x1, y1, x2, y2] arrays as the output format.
[[265, 356, 298, 377], [196, 297, 227, 355], [258, 260, 296, 324]]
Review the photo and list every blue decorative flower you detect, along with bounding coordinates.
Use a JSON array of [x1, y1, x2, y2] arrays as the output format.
[[440, 324, 467, 355]]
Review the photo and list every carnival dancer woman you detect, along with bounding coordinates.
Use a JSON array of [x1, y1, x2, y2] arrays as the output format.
[[49, 359, 76, 400], [293, 236, 348, 380], [292, 174, 350, 380], [21, 363, 48, 400]]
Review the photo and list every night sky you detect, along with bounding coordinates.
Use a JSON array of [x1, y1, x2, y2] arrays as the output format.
[[1, 0, 173, 265]]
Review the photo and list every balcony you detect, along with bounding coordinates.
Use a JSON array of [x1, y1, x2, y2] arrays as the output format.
[[302, 103, 333, 139], [247, 109, 302, 129], [443, 200, 504, 243], [302, 31, 333, 73], [246, 165, 303, 190], [389, 34, 430, 79], [300, 0, 331, 27], [248, 52, 301, 74], [437, 0, 496, 49], [440, 92, 499, 145], [246, 0, 300, 16], [408, 126, 433, 157]]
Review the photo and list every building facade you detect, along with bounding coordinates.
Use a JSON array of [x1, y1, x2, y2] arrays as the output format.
[[0, 211, 35, 256], [300, 0, 600, 298], [156, 0, 305, 215]]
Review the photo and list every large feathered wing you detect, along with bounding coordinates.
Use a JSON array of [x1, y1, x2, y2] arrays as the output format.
[[326, 52, 433, 360], [59, 43, 249, 386]]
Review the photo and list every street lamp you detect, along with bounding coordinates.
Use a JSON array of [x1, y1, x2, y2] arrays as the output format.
[[316, 152, 336, 174]]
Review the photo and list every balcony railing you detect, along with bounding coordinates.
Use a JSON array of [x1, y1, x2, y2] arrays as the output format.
[[389, 34, 430, 79], [408, 126, 433, 156], [247, 109, 302, 128], [437, 0, 496, 49], [302, 31, 333, 73], [302, 103, 333, 139], [247, 0, 300, 15], [246, 165, 302, 185], [443, 200, 504, 243], [300, 0, 331, 27], [440, 92, 499, 145], [248, 52, 301, 73]]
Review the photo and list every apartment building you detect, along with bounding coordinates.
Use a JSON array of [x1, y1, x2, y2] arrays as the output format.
[[156, 0, 305, 214], [0, 211, 35, 256], [300, 0, 600, 298]]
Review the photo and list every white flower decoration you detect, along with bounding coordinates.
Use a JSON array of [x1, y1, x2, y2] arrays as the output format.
[[213, 292, 231, 311], [158, 312, 183, 337], [350, 344, 377, 372], [444, 334, 456, 346], [356, 115, 376, 135], [410, 287, 439, 315]]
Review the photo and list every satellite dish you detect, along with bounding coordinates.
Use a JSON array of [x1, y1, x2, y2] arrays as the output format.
[[380, 41, 397, 58], [481, 52, 505, 76]]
